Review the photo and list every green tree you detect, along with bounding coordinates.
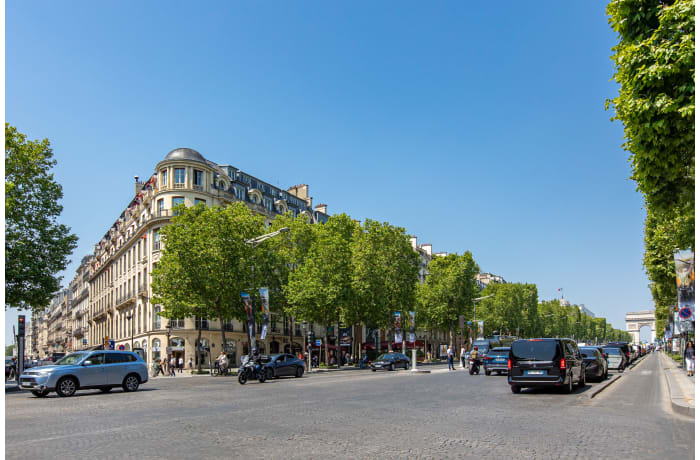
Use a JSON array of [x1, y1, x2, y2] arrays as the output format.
[[418, 252, 479, 351], [476, 283, 538, 338], [351, 219, 420, 358], [285, 214, 357, 363], [5, 124, 78, 313], [151, 202, 265, 357]]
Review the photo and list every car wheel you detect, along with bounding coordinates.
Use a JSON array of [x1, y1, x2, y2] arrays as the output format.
[[295, 367, 304, 378], [390, 363, 395, 371], [371, 369, 376, 372], [578, 369, 586, 388], [100, 387, 112, 393], [485, 370, 491, 376], [404, 362, 409, 370], [56, 377, 78, 397], [31, 390, 49, 397], [510, 385, 521, 394], [122, 374, 140, 392], [565, 375, 573, 394]]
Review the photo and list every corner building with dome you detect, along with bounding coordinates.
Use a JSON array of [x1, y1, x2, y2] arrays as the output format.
[[87, 148, 330, 368]]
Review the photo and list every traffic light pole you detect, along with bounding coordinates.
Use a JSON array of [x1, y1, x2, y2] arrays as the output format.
[[17, 315, 26, 382]]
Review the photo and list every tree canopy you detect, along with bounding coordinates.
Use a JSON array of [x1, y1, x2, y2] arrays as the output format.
[[5, 124, 78, 313]]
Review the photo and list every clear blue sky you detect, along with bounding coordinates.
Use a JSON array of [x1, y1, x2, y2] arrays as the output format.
[[5, 1, 654, 345]]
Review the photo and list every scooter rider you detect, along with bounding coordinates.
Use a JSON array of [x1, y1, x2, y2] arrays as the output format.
[[469, 346, 480, 371]]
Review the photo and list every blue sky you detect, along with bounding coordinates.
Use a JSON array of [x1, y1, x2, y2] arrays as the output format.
[[5, 1, 654, 345]]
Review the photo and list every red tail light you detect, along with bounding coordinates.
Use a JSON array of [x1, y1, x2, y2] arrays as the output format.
[[560, 358, 566, 369], [507, 359, 512, 370]]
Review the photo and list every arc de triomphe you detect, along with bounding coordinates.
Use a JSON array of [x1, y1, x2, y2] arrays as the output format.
[[625, 310, 656, 344]]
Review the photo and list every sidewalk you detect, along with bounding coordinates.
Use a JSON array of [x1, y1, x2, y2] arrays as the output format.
[[660, 352, 695, 417]]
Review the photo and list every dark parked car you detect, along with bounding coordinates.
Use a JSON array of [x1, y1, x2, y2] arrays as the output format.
[[262, 353, 305, 379], [508, 338, 585, 394], [579, 347, 608, 382], [371, 353, 410, 371], [483, 347, 510, 375]]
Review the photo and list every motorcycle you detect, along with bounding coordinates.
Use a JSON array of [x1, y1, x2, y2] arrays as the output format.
[[468, 357, 481, 375], [237, 355, 266, 385]]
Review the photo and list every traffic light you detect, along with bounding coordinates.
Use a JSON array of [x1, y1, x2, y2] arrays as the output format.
[[18, 315, 25, 337]]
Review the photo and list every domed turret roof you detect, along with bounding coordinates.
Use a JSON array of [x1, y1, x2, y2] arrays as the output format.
[[163, 148, 208, 164]]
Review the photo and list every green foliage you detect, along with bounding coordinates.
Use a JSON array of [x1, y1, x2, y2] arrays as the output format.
[[5, 345, 15, 356], [351, 219, 420, 329], [418, 252, 480, 332], [476, 283, 539, 337], [5, 124, 78, 313], [607, 0, 695, 211], [151, 203, 265, 347]]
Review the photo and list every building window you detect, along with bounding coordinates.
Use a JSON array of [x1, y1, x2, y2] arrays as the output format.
[[174, 168, 185, 188], [160, 170, 167, 187], [172, 197, 185, 215], [193, 170, 203, 189], [264, 197, 273, 211], [195, 317, 209, 330], [153, 306, 161, 329], [195, 198, 206, 206], [157, 199, 165, 216], [153, 229, 160, 251]]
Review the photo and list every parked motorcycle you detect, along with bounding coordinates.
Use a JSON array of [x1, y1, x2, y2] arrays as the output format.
[[468, 358, 481, 375], [238, 355, 266, 385]]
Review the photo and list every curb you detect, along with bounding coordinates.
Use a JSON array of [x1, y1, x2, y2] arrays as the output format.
[[588, 374, 621, 399], [660, 356, 695, 418]]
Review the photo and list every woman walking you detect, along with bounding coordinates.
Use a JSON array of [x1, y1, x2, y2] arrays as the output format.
[[685, 341, 694, 377]]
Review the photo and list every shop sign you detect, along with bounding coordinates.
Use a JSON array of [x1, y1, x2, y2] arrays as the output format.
[[166, 346, 185, 352], [152, 347, 161, 352]]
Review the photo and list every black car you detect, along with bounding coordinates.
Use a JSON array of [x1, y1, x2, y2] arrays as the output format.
[[263, 354, 305, 379], [508, 338, 585, 394], [579, 347, 608, 382], [371, 353, 410, 371], [483, 347, 510, 375]]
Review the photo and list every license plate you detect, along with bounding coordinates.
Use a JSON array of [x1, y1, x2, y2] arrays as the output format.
[[526, 370, 545, 375], [494, 359, 505, 363]]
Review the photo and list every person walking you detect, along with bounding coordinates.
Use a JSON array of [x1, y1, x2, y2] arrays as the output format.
[[178, 356, 184, 373], [157, 358, 165, 376], [169, 356, 176, 376], [685, 341, 694, 377], [447, 346, 455, 370], [188, 357, 193, 370], [460, 345, 466, 368]]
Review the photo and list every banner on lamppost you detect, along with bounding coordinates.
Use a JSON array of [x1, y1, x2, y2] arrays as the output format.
[[241, 292, 256, 350], [409, 311, 416, 343], [477, 321, 484, 340], [259, 287, 270, 340], [339, 327, 352, 347], [674, 249, 695, 323], [393, 311, 402, 343]]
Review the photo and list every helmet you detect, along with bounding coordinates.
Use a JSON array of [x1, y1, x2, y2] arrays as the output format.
[[473, 346, 478, 350]]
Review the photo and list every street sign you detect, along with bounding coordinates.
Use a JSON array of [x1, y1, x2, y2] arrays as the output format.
[[679, 307, 693, 319], [118, 344, 125, 351], [315, 339, 322, 346], [83, 339, 87, 344]]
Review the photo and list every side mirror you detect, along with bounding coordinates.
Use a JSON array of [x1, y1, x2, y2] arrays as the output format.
[[82, 360, 93, 366]]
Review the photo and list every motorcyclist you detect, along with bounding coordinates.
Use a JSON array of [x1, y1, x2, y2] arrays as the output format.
[[469, 346, 480, 372]]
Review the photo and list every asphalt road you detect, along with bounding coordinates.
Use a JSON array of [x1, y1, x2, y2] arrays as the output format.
[[5, 353, 693, 459]]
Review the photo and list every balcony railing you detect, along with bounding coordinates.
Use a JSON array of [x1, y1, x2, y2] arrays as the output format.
[[138, 283, 149, 297], [155, 209, 171, 218], [115, 291, 136, 310], [193, 184, 203, 191], [73, 327, 85, 337], [173, 183, 185, 189]]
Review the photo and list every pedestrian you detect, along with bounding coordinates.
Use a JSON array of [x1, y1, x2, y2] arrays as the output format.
[[178, 356, 184, 373], [158, 358, 165, 376], [169, 356, 176, 376], [188, 357, 193, 370], [217, 352, 229, 375], [460, 345, 466, 368], [685, 341, 694, 377], [447, 346, 455, 370]]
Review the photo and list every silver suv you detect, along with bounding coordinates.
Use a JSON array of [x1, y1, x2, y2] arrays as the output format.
[[19, 350, 148, 397]]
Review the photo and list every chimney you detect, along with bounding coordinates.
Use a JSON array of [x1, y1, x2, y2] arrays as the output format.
[[134, 176, 144, 196], [287, 184, 312, 207], [409, 236, 417, 249], [314, 203, 328, 214]]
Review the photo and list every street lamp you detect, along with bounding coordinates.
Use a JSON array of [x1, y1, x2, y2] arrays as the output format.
[[166, 321, 173, 370], [126, 311, 134, 351], [244, 227, 290, 355]]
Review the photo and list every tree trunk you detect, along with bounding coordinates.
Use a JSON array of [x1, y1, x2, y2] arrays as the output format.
[[217, 299, 226, 368]]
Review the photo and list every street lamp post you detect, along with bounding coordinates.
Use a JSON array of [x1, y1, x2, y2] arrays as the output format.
[[166, 321, 173, 372], [471, 295, 495, 344], [126, 311, 134, 351], [244, 227, 290, 356]]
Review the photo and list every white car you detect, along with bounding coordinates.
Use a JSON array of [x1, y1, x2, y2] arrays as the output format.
[[603, 347, 625, 372]]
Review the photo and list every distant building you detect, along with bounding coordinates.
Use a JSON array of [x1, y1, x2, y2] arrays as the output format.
[[559, 298, 595, 318], [409, 236, 433, 284], [475, 272, 506, 291]]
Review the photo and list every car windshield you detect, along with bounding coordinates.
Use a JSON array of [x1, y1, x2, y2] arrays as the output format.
[[473, 341, 490, 349], [511, 340, 558, 361], [603, 348, 621, 355], [54, 352, 89, 365], [377, 354, 394, 360]]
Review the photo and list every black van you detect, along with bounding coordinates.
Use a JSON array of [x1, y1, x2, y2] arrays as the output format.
[[508, 338, 585, 394]]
